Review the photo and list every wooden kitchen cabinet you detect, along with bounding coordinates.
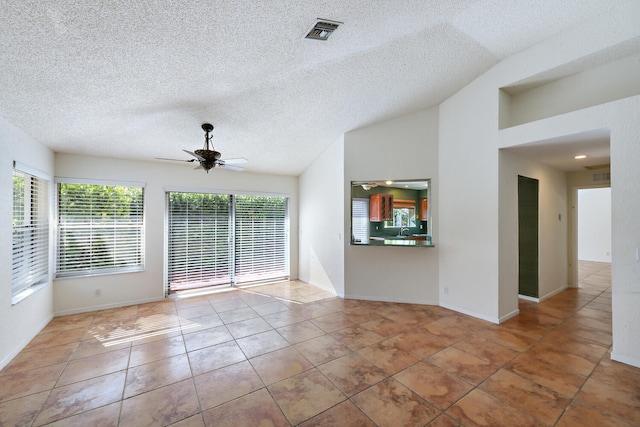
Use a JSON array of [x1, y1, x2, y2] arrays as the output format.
[[420, 197, 429, 221], [370, 194, 393, 222]]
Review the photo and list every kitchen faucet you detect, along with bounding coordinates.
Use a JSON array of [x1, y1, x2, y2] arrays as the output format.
[[398, 226, 410, 236]]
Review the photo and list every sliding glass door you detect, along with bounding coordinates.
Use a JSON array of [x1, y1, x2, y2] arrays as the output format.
[[166, 192, 288, 292]]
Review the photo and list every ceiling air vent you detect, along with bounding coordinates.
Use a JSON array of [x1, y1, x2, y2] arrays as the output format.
[[592, 172, 611, 182], [305, 19, 342, 41]]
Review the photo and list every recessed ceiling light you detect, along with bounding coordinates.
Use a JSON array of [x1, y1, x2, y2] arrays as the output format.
[[385, 180, 393, 185], [574, 155, 587, 159]]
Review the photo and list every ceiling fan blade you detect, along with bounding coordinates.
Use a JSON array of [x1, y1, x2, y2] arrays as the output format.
[[183, 149, 205, 162], [221, 157, 248, 164], [219, 164, 244, 172], [156, 157, 196, 163]]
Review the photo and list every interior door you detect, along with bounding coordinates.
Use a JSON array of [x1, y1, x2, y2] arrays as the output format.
[[518, 175, 539, 298]]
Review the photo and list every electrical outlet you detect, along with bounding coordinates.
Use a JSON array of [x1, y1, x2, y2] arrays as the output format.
[[94, 289, 101, 297], [444, 287, 449, 295]]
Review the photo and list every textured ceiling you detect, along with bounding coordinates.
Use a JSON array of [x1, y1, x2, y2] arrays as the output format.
[[0, 0, 629, 175]]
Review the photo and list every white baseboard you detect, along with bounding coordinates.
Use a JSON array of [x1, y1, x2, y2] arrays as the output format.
[[0, 315, 53, 371], [611, 352, 640, 368], [439, 302, 500, 324], [540, 285, 568, 302], [344, 294, 438, 306], [54, 296, 165, 317], [518, 294, 539, 302], [499, 308, 520, 323]]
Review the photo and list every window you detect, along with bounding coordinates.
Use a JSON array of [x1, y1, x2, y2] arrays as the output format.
[[12, 163, 50, 302], [351, 198, 369, 243], [56, 180, 144, 278], [166, 192, 289, 292], [385, 207, 416, 228], [234, 195, 288, 285], [167, 192, 231, 291]]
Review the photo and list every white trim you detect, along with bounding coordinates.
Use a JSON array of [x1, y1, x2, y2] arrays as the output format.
[[13, 161, 52, 181], [611, 352, 640, 369], [518, 294, 540, 303], [439, 302, 501, 324], [499, 308, 520, 323], [0, 315, 53, 371], [53, 296, 165, 316], [55, 176, 145, 187], [539, 285, 568, 302], [344, 293, 438, 306]]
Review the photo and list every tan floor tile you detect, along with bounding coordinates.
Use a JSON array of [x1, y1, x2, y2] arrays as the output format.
[[179, 313, 223, 333], [394, 360, 473, 410], [427, 414, 460, 427], [318, 353, 387, 396], [299, 400, 376, 426], [330, 325, 385, 351], [262, 309, 307, 328], [217, 307, 260, 324], [129, 334, 186, 367], [590, 357, 640, 394], [294, 334, 351, 365], [276, 320, 325, 344], [309, 312, 355, 332], [41, 313, 95, 334], [526, 342, 599, 376], [46, 401, 121, 427], [420, 317, 472, 343], [124, 353, 192, 398], [359, 317, 412, 338], [430, 347, 497, 385], [176, 304, 216, 319], [187, 341, 247, 376], [341, 306, 382, 324], [453, 336, 518, 366], [352, 378, 440, 427], [447, 389, 546, 427], [479, 369, 570, 425], [119, 379, 199, 427], [57, 347, 130, 386], [358, 339, 421, 375], [268, 369, 345, 425], [69, 337, 130, 360], [474, 327, 536, 351], [194, 360, 264, 410], [225, 316, 272, 339], [202, 388, 288, 427], [0, 391, 49, 427], [506, 352, 586, 397], [33, 371, 126, 426], [182, 325, 233, 352], [24, 326, 88, 351], [575, 377, 640, 425], [556, 400, 635, 427], [383, 330, 450, 359], [235, 329, 290, 358], [250, 346, 313, 385], [92, 306, 138, 325], [212, 299, 249, 314], [170, 413, 205, 427], [250, 301, 290, 316], [0, 363, 65, 402], [1, 343, 76, 375]]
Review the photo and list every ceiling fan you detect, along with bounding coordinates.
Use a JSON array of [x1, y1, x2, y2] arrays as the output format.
[[158, 123, 248, 173]]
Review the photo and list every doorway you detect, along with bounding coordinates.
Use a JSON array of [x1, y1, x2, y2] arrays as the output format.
[[577, 187, 611, 288], [518, 175, 539, 298]]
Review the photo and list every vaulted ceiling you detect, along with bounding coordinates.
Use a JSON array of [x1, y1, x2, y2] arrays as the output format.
[[0, 1, 628, 174]]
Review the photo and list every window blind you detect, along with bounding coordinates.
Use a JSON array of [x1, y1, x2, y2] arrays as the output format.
[[234, 195, 289, 285], [167, 192, 231, 291], [56, 183, 144, 277], [352, 198, 369, 243], [12, 167, 49, 298]]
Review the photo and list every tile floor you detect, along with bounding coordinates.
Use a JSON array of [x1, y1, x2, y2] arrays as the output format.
[[1, 261, 639, 426]]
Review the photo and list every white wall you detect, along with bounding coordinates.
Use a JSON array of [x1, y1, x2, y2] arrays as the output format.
[[53, 153, 298, 315], [439, 2, 640, 331], [344, 108, 439, 304], [578, 188, 611, 262], [0, 118, 55, 369], [298, 137, 345, 296]]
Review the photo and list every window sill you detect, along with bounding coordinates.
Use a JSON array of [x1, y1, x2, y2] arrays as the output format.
[[12, 282, 49, 306]]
